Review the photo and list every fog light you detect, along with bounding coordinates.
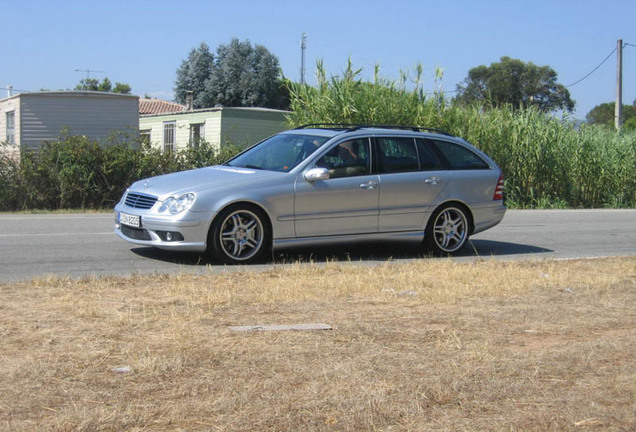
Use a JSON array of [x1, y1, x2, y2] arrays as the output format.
[[156, 231, 184, 242]]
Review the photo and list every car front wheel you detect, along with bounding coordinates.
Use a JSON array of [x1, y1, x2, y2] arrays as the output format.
[[425, 205, 470, 255], [208, 205, 270, 264]]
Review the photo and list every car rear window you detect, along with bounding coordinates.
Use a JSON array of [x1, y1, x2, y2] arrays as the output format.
[[428, 139, 490, 170], [415, 139, 445, 171]]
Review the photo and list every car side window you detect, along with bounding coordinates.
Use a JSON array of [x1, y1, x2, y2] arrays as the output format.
[[377, 137, 419, 173], [316, 138, 371, 178], [429, 139, 490, 170], [415, 139, 444, 171]]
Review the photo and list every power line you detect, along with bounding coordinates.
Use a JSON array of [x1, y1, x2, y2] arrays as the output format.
[[424, 89, 458, 96], [75, 69, 105, 79], [565, 47, 617, 87]]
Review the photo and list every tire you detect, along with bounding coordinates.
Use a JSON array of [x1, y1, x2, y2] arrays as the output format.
[[208, 205, 271, 264], [424, 205, 470, 255]]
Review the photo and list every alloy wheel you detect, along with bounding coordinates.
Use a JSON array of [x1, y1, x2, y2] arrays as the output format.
[[219, 209, 264, 261], [432, 207, 468, 253]]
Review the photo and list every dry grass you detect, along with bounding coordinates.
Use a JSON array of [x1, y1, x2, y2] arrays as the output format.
[[1, 257, 635, 431]]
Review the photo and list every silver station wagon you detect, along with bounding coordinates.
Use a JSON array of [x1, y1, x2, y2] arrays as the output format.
[[115, 125, 506, 264]]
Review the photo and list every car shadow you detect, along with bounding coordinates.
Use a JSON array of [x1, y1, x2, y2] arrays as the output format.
[[273, 239, 552, 263], [130, 239, 552, 266], [130, 247, 208, 266], [464, 239, 552, 258]]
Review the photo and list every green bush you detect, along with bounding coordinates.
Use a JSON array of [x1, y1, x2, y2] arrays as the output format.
[[0, 133, 241, 211], [287, 62, 636, 208], [0, 149, 22, 211]]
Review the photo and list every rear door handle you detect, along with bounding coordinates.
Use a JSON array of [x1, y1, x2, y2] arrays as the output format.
[[424, 177, 441, 185], [360, 181, 378, 190]]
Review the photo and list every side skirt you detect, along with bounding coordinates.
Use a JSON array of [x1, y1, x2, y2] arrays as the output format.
[[272, 231, 424, 250]]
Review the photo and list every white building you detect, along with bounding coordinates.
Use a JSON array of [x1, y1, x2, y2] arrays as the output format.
[[139, 107, 289, 152], [0, 91, 139, 157]]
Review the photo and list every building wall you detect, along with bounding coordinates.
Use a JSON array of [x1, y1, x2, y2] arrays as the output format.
[[0, 96, 21, 157], [17, 92, 138, 151], [139, 108, 289, 152], [220, 108, 289, 149], [139, 111, 222, 151]]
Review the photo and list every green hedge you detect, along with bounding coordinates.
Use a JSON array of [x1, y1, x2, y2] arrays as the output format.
[[0, 134, 240, 211]]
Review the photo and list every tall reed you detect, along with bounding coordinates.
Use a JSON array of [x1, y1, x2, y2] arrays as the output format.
[[287, 62, 636, 208]]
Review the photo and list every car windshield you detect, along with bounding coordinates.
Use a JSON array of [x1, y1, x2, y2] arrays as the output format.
[[225, 133, 331, 172]]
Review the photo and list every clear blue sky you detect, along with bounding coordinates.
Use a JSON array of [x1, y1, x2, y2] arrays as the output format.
[[2, 0, 634, 119]]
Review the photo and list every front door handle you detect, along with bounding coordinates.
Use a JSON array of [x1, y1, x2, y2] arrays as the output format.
[[424, 177, 441, 185], [360, 181, 378, 190]]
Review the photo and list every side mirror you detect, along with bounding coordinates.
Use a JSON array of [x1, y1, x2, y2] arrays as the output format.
[[304, 167, 330, 182]]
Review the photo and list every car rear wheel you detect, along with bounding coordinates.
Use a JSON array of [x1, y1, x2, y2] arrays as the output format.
[[208, 205, 270, 264], [425, 205, 469, 255]]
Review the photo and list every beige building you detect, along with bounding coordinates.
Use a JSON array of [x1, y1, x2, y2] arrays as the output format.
[[0, 91, 139, 157], [139, 107, 289, 152]]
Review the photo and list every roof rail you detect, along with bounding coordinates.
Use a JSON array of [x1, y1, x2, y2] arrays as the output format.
[[294, 123, 453, 136], [294, 123, 358, 131]]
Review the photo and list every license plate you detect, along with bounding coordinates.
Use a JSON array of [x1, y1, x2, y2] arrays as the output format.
[[120, 212, 141, 228]]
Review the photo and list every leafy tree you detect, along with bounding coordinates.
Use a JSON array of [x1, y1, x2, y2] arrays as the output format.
[[623, 117, 636, 131], [174, 42, 215, 108], [455, 56, 575, 113], [99, 78, 112, 92], [174, 39, 285, 109], [75, 78, 101, 91], [586, 100, 636, 130], [112, 82, 132, 94], [74, 77, 131, 94]]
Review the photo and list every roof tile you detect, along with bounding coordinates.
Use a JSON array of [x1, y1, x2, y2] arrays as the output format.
[[139, 98, 187, 114]]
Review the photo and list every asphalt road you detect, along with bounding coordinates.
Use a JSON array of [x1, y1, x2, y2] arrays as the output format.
[[0, 209, 634, 283]]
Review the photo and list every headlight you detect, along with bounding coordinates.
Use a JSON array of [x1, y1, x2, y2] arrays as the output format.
[[159, 193, 196, 215]]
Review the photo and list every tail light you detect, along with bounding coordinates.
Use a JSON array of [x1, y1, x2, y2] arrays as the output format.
[[493, 175, 504, 201]]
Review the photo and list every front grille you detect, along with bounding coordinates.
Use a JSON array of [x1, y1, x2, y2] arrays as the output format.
[[120, 224, 152, 241], [125, 192, 158, 209]]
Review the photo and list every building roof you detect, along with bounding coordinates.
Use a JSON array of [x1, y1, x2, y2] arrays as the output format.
[[139, 106, 290, 118], [1, 91, 139, 103], [139, 98, 186, 115]]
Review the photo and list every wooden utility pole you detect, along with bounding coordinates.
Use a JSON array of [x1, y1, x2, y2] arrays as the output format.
[[615, 39, 623, 130]]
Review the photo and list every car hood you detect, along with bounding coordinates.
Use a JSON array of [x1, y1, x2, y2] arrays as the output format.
[[129, 166, 282, 198]]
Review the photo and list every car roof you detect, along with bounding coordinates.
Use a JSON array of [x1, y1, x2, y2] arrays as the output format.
[[289, 124, 456, 140], [280, 128, 342, 138]]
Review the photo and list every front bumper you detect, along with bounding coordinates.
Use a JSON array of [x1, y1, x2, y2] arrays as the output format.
[[114, 204, 210, 252]]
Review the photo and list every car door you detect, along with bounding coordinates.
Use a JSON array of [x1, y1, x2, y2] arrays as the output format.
[[376, 137, 448, 232], [426, 138, 498, 205], [294, 138, 380, 237]]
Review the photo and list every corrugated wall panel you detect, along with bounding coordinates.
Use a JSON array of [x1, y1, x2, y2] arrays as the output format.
[[220, 109, 288, 149], [20, 93, 138, 150], [204, 114, 222, 149]]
